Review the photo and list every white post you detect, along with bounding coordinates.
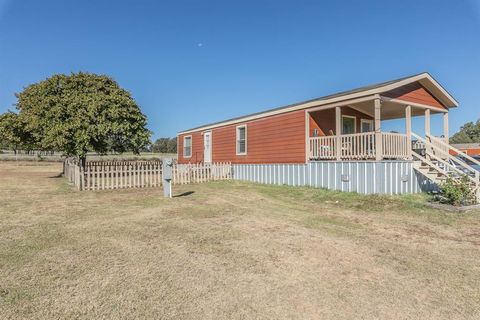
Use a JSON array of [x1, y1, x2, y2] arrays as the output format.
[[374, 98, 382, 161], [305, 110, 310, 163], [443, 112, 449, 145], [424, 108, 431, 137], [335, 106, 341, 160], [425, 108, 431, 158], [405, 105, 412, 159]]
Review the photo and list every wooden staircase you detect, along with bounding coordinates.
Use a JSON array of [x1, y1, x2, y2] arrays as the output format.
[[411, 132, 480, 202]]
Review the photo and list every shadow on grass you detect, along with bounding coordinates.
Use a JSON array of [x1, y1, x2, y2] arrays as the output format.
[[174, 191, 195, 198], [48, 173, 63, 178]]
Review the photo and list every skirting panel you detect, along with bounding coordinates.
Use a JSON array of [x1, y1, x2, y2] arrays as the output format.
[[232, 161, 437, 195]]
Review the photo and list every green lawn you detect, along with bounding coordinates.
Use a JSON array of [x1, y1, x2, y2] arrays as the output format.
[[1, 162, 479, 319]]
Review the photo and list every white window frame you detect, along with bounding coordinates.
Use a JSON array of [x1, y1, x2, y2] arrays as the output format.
[[360, 119, 374, 133], [183, 135, 192, 158], [236, 125, 247, 155], [341, 115, 357, 134]]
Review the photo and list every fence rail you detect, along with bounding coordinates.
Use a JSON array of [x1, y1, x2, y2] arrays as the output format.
[[64, 159, 232, 191]]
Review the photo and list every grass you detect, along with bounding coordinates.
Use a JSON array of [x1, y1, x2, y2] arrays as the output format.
[[1, 162, 480, 319]]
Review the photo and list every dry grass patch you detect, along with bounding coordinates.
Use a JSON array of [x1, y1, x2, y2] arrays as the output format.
[[0, 161, 479, 319]]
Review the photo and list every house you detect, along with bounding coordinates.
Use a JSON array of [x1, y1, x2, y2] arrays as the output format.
[[450, 143, 480, 157], [177, 73, 480, 197]]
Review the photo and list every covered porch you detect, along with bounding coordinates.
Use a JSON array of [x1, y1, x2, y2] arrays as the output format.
[[306, 96, 448, 161]]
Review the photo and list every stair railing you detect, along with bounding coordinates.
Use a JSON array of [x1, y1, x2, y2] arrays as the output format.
[[411, 132, 480, 186], [426, 134, 480, 183]]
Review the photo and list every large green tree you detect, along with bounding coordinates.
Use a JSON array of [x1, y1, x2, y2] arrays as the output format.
[[16, 72, 151, 164], [0, 111, 33, 153], [450, 119, 480, 144]]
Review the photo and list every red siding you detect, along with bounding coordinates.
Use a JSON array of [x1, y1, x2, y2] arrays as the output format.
[[450, 148, 480, 157], [178, 132, 204, 163], [178, 110, 306, 164], [383, 82, 447, 109]]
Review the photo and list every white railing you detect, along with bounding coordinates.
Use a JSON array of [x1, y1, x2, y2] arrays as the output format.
[[341, 132, 376, 159], [382, 132, 409, 159], [309, 136, 337, 160], [309, 132, 409, 160], [411, 132, 480, 187]]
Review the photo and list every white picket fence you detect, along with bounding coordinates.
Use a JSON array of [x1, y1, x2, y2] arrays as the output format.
[[64, 159, 232, 191]]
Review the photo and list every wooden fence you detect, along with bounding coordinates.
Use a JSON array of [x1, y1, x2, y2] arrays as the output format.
[[64, 159, 232, 191]]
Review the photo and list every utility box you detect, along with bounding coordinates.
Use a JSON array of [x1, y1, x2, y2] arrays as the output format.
[[162, 158, 173, 198]]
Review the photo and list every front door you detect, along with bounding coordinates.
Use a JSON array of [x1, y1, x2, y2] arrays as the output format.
[[203, 132, 212, 163]]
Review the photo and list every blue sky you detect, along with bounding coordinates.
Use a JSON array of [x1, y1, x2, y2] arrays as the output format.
[[0, 0, 479, 139]]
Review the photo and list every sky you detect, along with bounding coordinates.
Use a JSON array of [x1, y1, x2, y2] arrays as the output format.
[[0, 0, 479, 140]]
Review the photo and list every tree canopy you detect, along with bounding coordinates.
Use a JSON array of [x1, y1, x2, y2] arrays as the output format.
[[152, 137, 177, 153], [0, 111, 33, 152], [450, 119, 480, 144], [15, 72, 151, 160]]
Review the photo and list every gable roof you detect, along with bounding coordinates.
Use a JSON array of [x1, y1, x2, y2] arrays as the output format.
[[178, 72, 458, 134]]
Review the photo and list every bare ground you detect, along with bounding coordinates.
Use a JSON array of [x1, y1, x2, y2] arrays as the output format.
[[0, 161, 479, 319]]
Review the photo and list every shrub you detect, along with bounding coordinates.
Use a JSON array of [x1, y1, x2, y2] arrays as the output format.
[[438, 175, 476, 206]]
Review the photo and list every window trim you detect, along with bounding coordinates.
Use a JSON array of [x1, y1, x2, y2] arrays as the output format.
[[341, 115, 357, 134], [236, 125, 247, 155], [183, 135, 192, 158], [360, 119, 374, 133]]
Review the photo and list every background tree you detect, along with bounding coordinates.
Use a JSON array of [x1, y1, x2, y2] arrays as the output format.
[[15, 72, 151, 165], [0, 111, 33, 154], [450, 119, 480, 144], [152, 137, 177, 153], [167, 137, 177, 153]]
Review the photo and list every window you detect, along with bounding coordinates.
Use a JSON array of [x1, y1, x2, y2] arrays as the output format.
[[236, 125, 247, 155], [341, 115, 356, 134], [360, 119, 374, 133], [183, 136, 192, 158]]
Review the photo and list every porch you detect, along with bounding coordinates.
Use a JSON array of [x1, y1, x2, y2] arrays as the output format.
[[306, 96, 449, 161]]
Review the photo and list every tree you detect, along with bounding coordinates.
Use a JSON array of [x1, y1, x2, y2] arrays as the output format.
[[152, 138, 170, 153], [0, 111, 33, 153], [450, 119, 480, 144], [167, 137, 177, 153], [152, 137, 177, 153], [15, 72, 151, 165]]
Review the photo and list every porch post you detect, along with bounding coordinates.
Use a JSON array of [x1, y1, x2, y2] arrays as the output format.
[[374, 98, 382, 161], [335, 106, 341, 160], [405, 105, 412, 159], [443, 112, 449, 145], [424, 108, 431, 159], [424, 108, 431, 136], [305, 110, 310, 163]]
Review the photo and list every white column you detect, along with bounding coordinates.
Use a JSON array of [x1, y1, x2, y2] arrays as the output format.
[[374, 98, 382, 161], [405, 105, 412, 159], [335, 106, 341, 160], [424, 108, 431, 159], [424, 108, 431, 137], [305, 111, 310, 163], [443, 112, 449, 145]]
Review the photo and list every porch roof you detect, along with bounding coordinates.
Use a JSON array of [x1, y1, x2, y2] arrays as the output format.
[[178, 72, 458, 134]]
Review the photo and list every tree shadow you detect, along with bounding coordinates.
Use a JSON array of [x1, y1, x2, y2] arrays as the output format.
[[48, 173, 64, 178], [173, 191, 195, 198]]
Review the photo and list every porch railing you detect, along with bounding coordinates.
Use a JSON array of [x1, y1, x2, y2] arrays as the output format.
[[309, 132, 409, 160]]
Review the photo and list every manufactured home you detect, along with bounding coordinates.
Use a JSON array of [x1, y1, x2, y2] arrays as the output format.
[[177, 73, 480, 196]]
